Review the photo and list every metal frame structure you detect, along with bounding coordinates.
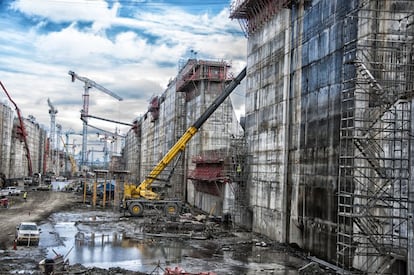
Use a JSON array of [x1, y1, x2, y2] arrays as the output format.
[[337, 1, 414, 273], [68, 71, 122, 169], [47, 98, 58, 174], [228, 136, 249, 227], [230, 0, 293, 37]]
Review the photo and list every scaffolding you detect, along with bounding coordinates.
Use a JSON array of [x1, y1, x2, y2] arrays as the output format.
[[228, 137, 249, 227], [187, 139, 250, 227], [337, 1, 414, 273], [230, 0, 294, 37], [170, 83, 187, 199], [176, 59, 230, 98]]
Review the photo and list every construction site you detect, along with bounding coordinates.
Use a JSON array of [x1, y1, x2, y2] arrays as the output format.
[[0, 0, 413, 274]]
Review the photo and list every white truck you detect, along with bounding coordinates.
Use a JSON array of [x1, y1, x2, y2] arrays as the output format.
[[2, 186, 21, 196]]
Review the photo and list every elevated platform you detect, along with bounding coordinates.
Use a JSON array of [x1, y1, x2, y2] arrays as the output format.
[[230, 0, 293, 36], [176, 59, 230, 93]]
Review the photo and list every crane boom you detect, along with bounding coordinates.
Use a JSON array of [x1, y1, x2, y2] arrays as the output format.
[[0, 81, 33, 176], [125, 67, 247, 202]]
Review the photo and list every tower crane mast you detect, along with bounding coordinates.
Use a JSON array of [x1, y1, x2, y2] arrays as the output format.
[[47, 98, 58, 174], [68, 71, 123, 168]]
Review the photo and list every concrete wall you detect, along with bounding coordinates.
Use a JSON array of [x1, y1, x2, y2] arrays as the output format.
[[123, 127, 140, 183], [183, 64, 243, 215], [244, 0, 357, 261], [159, 82, 186, 198], [245, 7, 292, 243], [0, 103, 14, 178], [137, 76, 187, 199], [243, 0, 414, 268], [9, 116, 48, 179]]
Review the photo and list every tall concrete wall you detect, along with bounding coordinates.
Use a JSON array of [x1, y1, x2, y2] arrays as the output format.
[[243, 0, 414, 269], [138, 77, 187, 199], [9, 116, 48, 178], [123, 127, 140, 183], [10, 119, 26, 178], [245, 7, 292, 243], [0, 103, 14, 179], [158, 82, 187, 198], [244, 0, 357, 261]]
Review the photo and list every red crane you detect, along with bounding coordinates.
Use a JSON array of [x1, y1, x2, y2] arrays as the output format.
[[0, 81, 33, 176]]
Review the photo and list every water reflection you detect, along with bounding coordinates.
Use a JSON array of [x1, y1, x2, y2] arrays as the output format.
[[46, 215, 303, 274], [48, 223, 187, 272]]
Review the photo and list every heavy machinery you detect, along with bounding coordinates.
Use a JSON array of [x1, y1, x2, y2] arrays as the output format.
[[68, 70, 123, 168], [122, 67, 246, 217], [0, 81, 33, 176]]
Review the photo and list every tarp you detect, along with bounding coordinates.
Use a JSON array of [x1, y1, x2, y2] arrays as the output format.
[[97, 181, 115, 191]]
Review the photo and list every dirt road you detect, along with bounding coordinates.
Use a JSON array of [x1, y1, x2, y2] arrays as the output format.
[[0, 190, 78, 249]]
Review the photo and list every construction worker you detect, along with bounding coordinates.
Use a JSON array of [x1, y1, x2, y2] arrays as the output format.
[[23, 191, 27, 202], [236, 164, 242, 174]]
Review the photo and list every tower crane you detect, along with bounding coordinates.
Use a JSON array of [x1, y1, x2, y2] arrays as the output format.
[[56, 124, 62, 175], [47, 98, 58, 174], [68, 71, 123, 169]]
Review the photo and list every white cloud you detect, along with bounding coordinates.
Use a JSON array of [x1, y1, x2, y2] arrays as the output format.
[[35, 24, 113, 63], [11, 0, 119, 27], [1, 0, 247, 147]]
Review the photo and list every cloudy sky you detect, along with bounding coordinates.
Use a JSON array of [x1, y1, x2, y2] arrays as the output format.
[[0, 0, 246, 159]]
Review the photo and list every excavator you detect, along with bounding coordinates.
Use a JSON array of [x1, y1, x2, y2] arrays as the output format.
[[121, 67, 246, 217]]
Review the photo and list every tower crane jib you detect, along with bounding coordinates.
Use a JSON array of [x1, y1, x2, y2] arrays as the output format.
[[68, 71, 123, 101]]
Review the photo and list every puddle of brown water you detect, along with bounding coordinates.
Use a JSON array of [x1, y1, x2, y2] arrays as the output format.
[[44, 211, 303, 274]]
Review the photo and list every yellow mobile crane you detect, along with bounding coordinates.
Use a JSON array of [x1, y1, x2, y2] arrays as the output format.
[[122, 67, 246, 217]]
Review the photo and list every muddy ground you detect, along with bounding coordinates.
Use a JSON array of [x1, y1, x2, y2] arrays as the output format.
[[0, 190, 326, 275], [0, 191, 77, 249], [0, 190, 141, 274]]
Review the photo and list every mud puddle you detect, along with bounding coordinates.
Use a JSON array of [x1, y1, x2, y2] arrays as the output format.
[[41, 209, 305, 274]]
